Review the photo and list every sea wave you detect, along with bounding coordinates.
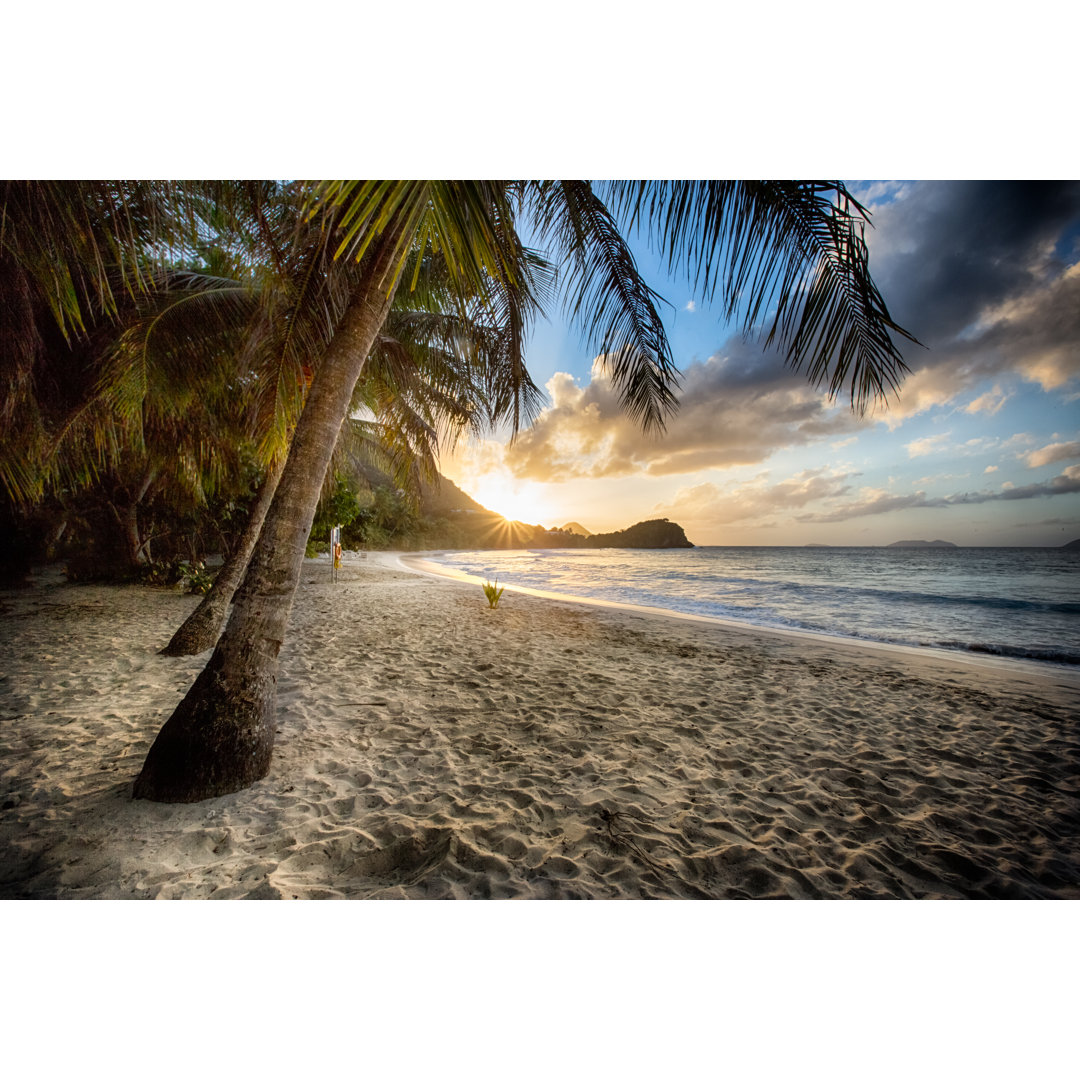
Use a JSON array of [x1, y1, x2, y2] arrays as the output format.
[[432, 546, 1080, 668], [939, 641, 1080, 666]]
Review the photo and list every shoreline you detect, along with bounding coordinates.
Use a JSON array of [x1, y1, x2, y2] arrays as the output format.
[[396, 551, 1080, 703], [2, 554, 1078, 899]]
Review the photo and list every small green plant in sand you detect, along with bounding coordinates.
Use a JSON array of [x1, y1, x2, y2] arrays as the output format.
[[177, 560, 215, 595], [482, 579, 504, 609]]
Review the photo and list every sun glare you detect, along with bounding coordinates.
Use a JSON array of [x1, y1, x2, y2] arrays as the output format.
[[473, 474, 555, 526]]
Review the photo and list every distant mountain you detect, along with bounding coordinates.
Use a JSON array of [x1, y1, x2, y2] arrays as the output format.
[[1063, 538, 1080, 550], [887, 539, 958, 548], [377, 476, 693, 550]]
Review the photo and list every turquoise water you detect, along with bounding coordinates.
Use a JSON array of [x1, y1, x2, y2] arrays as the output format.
[[431, 546, 1080, 666]]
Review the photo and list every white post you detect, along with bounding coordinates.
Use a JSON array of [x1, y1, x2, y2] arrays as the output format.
[[330, 525, 341, 582]]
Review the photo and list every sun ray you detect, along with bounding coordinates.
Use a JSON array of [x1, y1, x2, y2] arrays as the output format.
[[466, 472, 554, 527]]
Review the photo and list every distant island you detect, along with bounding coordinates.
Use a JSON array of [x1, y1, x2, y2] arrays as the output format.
[[1063, 538, 1080, 550], [887, 539, 958, 549], [578, 519, 693, 549]]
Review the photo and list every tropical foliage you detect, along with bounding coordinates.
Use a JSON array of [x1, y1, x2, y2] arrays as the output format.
[[0, 181, 512, 584], [1, 179, 914, 802]]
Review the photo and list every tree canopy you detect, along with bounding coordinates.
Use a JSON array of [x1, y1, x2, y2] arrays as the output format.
[[1, 179, 916, 801]]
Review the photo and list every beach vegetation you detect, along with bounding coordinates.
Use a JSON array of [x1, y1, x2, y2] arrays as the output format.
[[0, 181, 500, 643], [177, 560, 215, 595], [0, 180, 914, 802], [482, 579, 504, 609], [134, 182, 913, 803]]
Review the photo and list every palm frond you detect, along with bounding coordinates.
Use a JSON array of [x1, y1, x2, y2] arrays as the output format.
[[523, 181, 680, 434], [608, 180, 919, 410], [312, 180, 524, 302], [0, 181, 206, 339]]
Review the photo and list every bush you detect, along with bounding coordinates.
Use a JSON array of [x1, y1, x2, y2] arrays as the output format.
[[129, 559, 215, 593], [177, 560, 215, 595]]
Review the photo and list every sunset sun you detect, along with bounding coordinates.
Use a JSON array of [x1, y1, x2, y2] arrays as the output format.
[[471, 473, 556, 526]]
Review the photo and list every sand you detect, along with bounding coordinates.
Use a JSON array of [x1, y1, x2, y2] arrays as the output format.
[[1, 553, 1078, 899]]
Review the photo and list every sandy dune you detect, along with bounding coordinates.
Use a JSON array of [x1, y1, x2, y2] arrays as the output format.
[[1, 555, 1077, 899]]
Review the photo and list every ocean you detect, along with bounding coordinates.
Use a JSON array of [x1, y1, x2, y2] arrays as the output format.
[[428, 546, 1080, 667]]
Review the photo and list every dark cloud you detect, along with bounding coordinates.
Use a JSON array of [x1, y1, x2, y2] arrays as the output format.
[[796, 466, 1080, 523], [868, 181, 1080, 342], [861, 181, 1080, 416], [993, 468, 1080, 501]]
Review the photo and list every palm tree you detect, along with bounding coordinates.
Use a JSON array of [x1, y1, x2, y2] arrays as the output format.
[[0, 181, 244, 501], [133, 179, 914, 803], [160, 277, 516, 654], [0, 181, 277, 584], [160, 203, 543, 655], [50, 263, 262, 571]]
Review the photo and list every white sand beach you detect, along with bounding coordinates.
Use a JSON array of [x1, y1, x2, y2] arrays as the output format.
[[1, 553, 1078, 899]]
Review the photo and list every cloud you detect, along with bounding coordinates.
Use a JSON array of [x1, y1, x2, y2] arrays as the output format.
[[867, 182, 1080, 340], [905, 432, 952, 458], [684, 300, 696, 313], [503, 344, 865, 482], [964, 386, 1009, 415], [796, 490, 930, 523], [653, 469, 858, 526], [1003, 432, 1038, 450], [831, 436, 858, 450], [860, 182, 1080, 422], [796, 466, 1080, 523], [902, 433, 1003, 460], [1024, 440, 1080, 468], [984, 465, 998, 474], [916, 473, 970, 485]]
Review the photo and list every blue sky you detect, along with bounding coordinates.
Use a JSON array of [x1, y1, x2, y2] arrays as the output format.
[[444, 182, 1080, 547]]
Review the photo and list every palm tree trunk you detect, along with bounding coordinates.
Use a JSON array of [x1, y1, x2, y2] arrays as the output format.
[[109, 465, 157, 571], [112, 500, 144, 569], [133, 227, 405, 802], [159, 455, 286, 657]]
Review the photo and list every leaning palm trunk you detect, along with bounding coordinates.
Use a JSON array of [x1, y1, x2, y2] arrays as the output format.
[[133, 229, 404, 802], [159, 455, 286, 657]]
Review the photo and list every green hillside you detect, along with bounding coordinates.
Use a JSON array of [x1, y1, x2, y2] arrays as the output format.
[[310, 472, 693, 552]]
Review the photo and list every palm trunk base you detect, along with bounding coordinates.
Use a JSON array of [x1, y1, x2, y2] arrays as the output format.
[[160, 592, 230, 656], [133, 648, 275, 802]]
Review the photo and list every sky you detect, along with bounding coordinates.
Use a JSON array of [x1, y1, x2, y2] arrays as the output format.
[[9, 5, 1076, 1066], [441, 181, 1080, 547]]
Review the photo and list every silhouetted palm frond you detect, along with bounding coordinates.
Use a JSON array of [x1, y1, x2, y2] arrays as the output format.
[[523, 180, 680, 434], [608, 180, 918, 409]]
